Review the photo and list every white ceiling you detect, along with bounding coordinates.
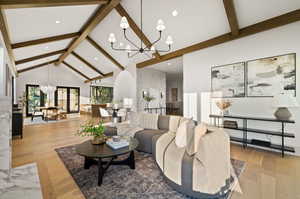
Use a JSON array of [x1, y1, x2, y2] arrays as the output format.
[[4, 0, 300, 76], [148, 57, 183, 75]]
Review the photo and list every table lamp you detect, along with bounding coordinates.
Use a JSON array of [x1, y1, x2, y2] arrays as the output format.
[[273, 94, 299, 120]]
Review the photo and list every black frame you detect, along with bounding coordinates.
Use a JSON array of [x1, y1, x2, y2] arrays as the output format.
[[55, 86, 80, 113], [25, 84, 46, 117], [90, 86, 113, 104], [246, 53, 296, 98], [211, 62, 246, 98]]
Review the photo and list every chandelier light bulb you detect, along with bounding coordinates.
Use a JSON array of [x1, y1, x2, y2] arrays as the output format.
[[126, 44, 131, 52], [108, 33, 116, 43], [119, 42, 124, 47], [156, 19, 166, 31], [150, 46, 155, 51], [120, 16, 129, 29], [166, 35, 173, 45]]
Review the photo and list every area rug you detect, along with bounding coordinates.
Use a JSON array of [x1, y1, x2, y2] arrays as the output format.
[[24, 117, 79, 126], [56, 145, 245, 199]]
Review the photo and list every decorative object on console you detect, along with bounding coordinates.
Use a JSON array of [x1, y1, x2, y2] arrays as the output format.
[[77, 121, 107, 145], [247, 53, 296, 97], [223, 120, 238, 129], [143, 93, 155, 109], [211, 62, 245, 98], [108, 0, 173, 58], [273, 93, 299, 120], [216, 100, 232, 115]]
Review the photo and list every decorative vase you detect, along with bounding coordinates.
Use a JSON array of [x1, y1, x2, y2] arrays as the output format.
[[91, 135, 106, 145]]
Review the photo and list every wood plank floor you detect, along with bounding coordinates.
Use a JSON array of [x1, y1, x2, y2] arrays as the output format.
[[12, 116, 300, 199]]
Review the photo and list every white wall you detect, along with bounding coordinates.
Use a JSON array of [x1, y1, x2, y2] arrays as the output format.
[[183, 22, 300, 155], [16, 64, 114, 105], [136, 68, 166, 111]]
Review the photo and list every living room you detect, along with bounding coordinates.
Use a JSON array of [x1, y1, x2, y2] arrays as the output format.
[[0, 0, 300, 199]]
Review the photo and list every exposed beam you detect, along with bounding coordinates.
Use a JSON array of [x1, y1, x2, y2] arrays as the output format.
[[137, 9, 300, 68], [86, 36, 125, 70], [223, 0, 239, 36], [115, 4, 160, 59], [63, 61, 91, 80], [0, 9, 17, 75], [18, 59, 57, 73], [71, 51, 105, 76], [12, 32, 80, 49], [84, 72, 113, 83], [56, 0, 121, 65], [0, 0, 108, 9], [15, 49, 66, 65]]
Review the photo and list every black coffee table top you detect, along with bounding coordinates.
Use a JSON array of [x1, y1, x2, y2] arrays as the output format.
[[75, 137, 139, 158]]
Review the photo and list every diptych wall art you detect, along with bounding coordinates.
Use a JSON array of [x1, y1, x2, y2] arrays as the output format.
[[211, 62, 245, 98], [211, 53, 296, 98], [247, 54, 296, 97]]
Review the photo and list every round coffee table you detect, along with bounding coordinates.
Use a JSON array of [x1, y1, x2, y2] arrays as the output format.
[[75, 137, 139, 186]]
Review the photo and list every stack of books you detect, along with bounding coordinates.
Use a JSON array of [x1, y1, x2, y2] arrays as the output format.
[[106, 139, 129, 150]]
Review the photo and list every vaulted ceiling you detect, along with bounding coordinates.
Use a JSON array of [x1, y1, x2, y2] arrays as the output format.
[[1, 0, 300, 82]]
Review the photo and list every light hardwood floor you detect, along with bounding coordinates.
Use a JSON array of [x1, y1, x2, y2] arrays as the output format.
[[12, 116, 300, 199]]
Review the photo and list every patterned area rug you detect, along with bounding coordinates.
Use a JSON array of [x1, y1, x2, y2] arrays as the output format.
[[56, 145, 245, 199]]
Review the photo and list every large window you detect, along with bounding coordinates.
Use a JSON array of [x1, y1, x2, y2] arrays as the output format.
[[90, 86, 113, 104], [26, 85, 47, 116]]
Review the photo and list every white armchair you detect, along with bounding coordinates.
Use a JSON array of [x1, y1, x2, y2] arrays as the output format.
[[99, 108, 111, 122]]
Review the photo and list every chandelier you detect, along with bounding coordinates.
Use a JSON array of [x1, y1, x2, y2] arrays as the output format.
[[40, 61, 56, 98], [108, 0, 173, 58]]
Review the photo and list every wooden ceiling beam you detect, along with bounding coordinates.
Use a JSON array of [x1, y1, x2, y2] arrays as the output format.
[[18, 59, 57, 73], [0, 0, 108, 9], [71, 51, 105, 76], [12, 32, 80, 49], [115, 4, 161, 59], [86, 36, 125, 70], [223, 0, 239, 36], [15, 49, 66, 65], [137, 9, 300, 68], [84, 72, 113, 83], [56, 0, 121, 65], [63, 61, 91, 80], [0, 9, 17, 75]]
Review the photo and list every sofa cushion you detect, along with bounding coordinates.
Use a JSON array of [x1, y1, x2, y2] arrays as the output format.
[[175, 120, 189, 148], [154, 132, 175, 170], [169, 116, 182, 133], [134, 129, 167, 153], [158, 115, 170, 130], [186, 122, 207, 156], [139, 113, 159, 130]]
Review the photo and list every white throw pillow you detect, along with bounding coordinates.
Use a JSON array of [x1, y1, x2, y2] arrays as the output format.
[[169, 116, 182, 133], [186, 122, 208, 156], [175, 120, 189, 148], [139, 113, 159, 129]]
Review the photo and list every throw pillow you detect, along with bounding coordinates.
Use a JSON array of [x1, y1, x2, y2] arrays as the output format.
[[139, 113, 159, 130], [175, 120, 189, 148], [186, 122, 208, 156], [169, 116, 182, 133]]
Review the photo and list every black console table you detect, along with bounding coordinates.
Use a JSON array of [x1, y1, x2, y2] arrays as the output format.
[[209, 114, 295, 157]]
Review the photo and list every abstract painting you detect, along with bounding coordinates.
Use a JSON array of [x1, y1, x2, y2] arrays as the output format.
[[211, 62, 245, 98], [247, 53, 296, 97]]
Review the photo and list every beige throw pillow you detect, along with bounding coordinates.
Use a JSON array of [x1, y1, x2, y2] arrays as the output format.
[[175, 120, 189, 148], [139, 113, 159, 130], [186, 122, 208, 156], [169, 116, 181, 133]]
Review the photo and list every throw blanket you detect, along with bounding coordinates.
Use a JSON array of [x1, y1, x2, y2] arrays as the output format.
[[116, 123, 144, 137]]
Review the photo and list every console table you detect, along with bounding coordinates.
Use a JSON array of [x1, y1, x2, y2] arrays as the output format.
[[209, 114, 295, 157]]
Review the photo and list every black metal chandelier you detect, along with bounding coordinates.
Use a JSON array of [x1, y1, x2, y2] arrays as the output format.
[[108, 0, 173, 58]]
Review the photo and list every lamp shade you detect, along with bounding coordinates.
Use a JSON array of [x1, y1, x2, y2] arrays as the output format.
[[272, 94, 299, 108], [123, 98, 133, 108]]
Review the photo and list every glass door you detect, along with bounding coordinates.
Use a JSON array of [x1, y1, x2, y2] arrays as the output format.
[[56, 87, 68, 113], [55, 87, 80, 113]]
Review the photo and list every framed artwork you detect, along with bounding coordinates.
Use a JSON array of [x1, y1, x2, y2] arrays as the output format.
[[247, 53, 296, 97], [211, 62, 245, 98]]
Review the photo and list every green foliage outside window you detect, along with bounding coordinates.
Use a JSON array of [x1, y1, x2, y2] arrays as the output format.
[[90, 86, 113, 104]]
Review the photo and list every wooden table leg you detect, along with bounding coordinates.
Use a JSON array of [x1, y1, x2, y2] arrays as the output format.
[[129, 151, 135, 170]]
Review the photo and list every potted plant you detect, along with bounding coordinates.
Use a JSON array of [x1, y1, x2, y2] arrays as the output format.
[[143, 94, 155, 109], [77, 121, 107, 145]]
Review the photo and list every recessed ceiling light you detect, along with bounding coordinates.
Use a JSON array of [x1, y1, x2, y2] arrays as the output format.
[[168, 63, 172, 66], [172, 10, 178, 17], [44, 46, 49, 50], [55, 20, 61, 24], [94, 57, 99, 61]]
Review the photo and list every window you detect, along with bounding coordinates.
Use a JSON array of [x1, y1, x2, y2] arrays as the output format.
[[26, 85, 47, 116], [55, 87, 80, 113], [90, 86, 113, 104]]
